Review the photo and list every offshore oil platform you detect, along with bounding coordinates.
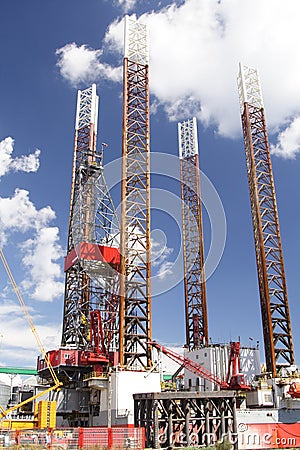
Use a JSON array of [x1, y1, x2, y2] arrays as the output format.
[[0, 15, 299, 450]]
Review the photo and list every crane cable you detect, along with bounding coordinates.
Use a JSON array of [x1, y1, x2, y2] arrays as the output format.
[[0, 247, 61, 388]]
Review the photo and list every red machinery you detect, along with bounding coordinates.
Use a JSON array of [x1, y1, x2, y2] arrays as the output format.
[[288, 382, 300, 398], [225, 341, 251, 390], [151, 341, 251, 391]]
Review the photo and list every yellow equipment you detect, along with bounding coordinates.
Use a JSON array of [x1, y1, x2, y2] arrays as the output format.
[[35, 400, 56, 429], [0, 247, 63, 420]]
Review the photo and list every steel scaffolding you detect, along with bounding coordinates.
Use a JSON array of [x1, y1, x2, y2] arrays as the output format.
[[134, 391, 238, 449], [237, 64, 295, 375], [119, 16, 152, 370], [61, 84, 120, 355], [178, 118, 208, 349]]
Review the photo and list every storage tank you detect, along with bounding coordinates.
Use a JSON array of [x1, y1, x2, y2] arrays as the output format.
[[0, 382, 11, 409]]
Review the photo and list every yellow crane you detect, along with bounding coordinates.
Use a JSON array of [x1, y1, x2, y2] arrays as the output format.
[[0, 247, 62, 419]]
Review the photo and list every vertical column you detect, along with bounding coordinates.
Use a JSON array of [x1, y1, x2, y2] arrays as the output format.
[[119, 16, 152, 369], [178, 118, 208, 349], [61, 85, 120, 355], [62, 85, 98, 349], [237, 63, 294, 375]]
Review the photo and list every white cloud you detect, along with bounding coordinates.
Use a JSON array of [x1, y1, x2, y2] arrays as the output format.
[[0, 189, 55, 242], [21, 227, 64, 302], [115, 0, 138, 13], [0, 300, 61, 367], [270, 117, 300, 159], [156, 260, 174, 280], [151, 238, 173, 267], [0, 138, 63, 365], [56, 43, 122, 87], [0, 189, 64, 301], [11, 150, 40, 172], [0, 300, 58, 349], [56, 0, 300, 158], [151, 235, 174, 280], [0, 137, 40, 177], [96, 0, 300, 157]]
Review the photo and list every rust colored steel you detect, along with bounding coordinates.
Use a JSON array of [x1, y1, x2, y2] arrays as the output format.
[[119, 17, 152, 370], [178, 126, 208, 348], [238, 65, 294, 375]]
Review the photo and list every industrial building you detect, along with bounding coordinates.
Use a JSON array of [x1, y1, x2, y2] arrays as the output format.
[[0, 14, 299, 450]]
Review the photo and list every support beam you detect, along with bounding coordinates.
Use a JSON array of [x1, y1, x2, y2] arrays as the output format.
[[134, 391, 237, 449], [237, 64, 295, 375], [119, 16, 152, 370], [61, 85, 120, 355], [178, 118, 208, 349]]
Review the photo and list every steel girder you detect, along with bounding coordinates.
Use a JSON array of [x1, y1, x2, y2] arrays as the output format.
[[61, 85, 120, 353], [238, 65, 294, 375], [134, 392, 237, 449], [119, 17, 152, 370], [178, 118, 208, 349]]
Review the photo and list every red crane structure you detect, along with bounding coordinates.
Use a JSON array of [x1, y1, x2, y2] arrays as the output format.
[[178, 118, 208, 349], [38, 85, 120, 380], [38, 16, 153, 382], [150, 341, 250, 391], [119, 16, 152, 370], [237, 63, 295, 377], [61, 84, 120, 361]]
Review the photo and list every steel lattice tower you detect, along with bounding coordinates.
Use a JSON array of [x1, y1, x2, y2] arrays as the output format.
[[237, 64, 295, 375], [119, 16, 152, 370], [178, 118, 208, 349], [61, 84, 120, 356]]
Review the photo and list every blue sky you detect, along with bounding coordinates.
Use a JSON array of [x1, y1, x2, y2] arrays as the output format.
[[0, 0, 300, 369]]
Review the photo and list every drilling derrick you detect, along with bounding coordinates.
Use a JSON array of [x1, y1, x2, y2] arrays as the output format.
[[61, 84, 120, 366], [237, 64, 295, 376], [178, 118, 208, 349], [119, 16, 152, 370]]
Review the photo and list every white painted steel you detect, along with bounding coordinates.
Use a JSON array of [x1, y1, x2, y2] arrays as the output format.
[[178, 117, 199, 159], [237, 408, 279, 424], [184, 345, 261, 391], [124, 15, 149, 65], [92, 371, 161, 427], [237, 63, 264, 113], [75, 83, 99, 130]]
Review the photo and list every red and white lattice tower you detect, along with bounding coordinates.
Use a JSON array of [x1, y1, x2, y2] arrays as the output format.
[[237, 64, 295, 375], [119, 16, 152, 370], [61, 84, 120, 361], [178, 118, 208, 350]]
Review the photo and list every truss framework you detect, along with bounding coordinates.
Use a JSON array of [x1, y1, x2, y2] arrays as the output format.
[[61, 85, 120, 354], [178, 118, 208, 349], [119, 16, 152, 369], [134, 392, 237, 449], [237, 64, 295, 375]]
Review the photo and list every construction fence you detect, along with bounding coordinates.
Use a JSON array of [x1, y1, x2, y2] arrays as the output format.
[[0, 426, 145, 449]]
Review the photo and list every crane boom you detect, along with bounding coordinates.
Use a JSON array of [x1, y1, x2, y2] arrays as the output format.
[[0, 247, 62, 418], [151, 341, 250, 391], [150, 341, 229, 389]]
